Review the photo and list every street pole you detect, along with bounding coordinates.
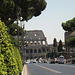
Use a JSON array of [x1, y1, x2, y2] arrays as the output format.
[[16, 7, 27, 64], [16, 7, 23, 50], [17, 19, 19, 50], [25, 47, 26, 63], [17, 8, 20, 50]]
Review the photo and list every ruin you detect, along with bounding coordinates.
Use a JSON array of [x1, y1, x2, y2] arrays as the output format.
[[15, 30, 50, 62], [24, 30, 50, 59]]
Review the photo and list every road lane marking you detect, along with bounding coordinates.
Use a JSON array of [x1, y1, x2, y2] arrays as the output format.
[[34, 64, 62, 74]]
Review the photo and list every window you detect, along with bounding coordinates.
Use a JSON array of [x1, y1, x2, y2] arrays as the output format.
[[34, 34, 36, 36]]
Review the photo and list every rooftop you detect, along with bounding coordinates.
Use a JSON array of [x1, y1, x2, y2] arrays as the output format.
[[25, 30, 46, 41]]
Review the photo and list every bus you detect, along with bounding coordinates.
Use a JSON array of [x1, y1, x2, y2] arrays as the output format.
[[58, 55, 64, 64]]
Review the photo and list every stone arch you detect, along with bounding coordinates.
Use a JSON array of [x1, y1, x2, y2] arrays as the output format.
[[43, 41, 45, 45], [30, 49, 33, 53], [30, 41, 33, 45], [34, 41, 37, 45], [38, 41, 41, 45], [38, 49, 41, 53], [34, 49, 37, 53], [26, 49, 29, 53], [43, 48, 45, 52]]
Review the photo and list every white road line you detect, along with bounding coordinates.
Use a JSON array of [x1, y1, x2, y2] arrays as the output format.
[[34, 64, 62, 74]]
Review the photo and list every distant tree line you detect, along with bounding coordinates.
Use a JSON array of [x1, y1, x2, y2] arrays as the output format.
[[46, 38, 63, 58]]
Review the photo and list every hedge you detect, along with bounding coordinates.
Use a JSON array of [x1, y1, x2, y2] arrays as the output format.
[[0, 19, 23, 75]]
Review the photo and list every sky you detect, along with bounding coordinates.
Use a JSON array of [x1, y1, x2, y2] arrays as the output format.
[[24, 0, 75, 44]]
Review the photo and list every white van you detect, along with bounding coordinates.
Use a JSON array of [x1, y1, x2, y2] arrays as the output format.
[[58, 55, 64, 64]]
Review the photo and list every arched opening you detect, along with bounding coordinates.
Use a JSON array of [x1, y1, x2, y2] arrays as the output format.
[[38, 49, 41, 53], [30, 49, 33, 53], [43, 41, 45, 45], [34, 49, 37, 53], [30, 41, 33, 45], [38, 41, 41, 45], [26, 49, 29, 53], [43, 48, 45, 52]]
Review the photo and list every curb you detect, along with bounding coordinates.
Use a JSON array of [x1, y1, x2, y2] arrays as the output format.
[[22, 64, 27, 75]]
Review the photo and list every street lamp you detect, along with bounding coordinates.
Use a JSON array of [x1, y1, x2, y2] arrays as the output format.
[[19, 16, 23, 22], [8, 18, 11, 21]]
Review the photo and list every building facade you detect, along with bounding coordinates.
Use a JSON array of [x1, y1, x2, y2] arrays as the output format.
[[65, 31, 75, 58], [24, 30, 50, 59]]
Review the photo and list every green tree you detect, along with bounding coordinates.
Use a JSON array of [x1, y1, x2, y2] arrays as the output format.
[[58, 40, 63, 52], [0, 19, 23, 75], [66, 37, 75, 47], [53, 38, 58, 58], [62, 17, 75, 32], [53, 38, 57, 47], [0, 0, 47, 26], [8, 23, 25, 36], [0, 53, 7, 75], [62, 17, 75, 47]]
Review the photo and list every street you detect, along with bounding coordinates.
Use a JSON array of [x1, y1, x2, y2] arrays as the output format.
[[26, 63, 75, 75]]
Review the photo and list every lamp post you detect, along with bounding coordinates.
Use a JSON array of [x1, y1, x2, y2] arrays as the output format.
[[52, 49, 55, 59], [16, 7, 23, 50], [16, 7, 27, 65], [24, 36, 26, 63]]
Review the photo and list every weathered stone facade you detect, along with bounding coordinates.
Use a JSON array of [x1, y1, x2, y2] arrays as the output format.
[[15, 30, 50, 62], [65, 31, 75, 58], [24, 30, 50, 59], [65, 31, 75, 40]]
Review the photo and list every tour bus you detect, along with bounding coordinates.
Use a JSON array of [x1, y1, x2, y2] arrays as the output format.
[[58, 55, 64, 64]]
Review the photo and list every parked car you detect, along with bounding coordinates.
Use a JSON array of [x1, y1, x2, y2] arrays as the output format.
[[55, 60, 59, 63], [49, 59, 56, 64], [33, 59, 37, 63], [43, 59, 48, 63], [25, 59, 30, 64]]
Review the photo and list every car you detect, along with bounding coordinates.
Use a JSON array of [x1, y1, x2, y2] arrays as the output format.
[[55, 60, 59, 63], [58, 60, 64, 64], [33, 59, 37, 63], [50, 59, 56, 64], [43, 59, 48, 63], [30, 59, 37, 63], [25, 59, 30, 64]]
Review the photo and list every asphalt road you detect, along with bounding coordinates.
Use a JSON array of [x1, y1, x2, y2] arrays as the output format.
[[26, 63, 75, 75]]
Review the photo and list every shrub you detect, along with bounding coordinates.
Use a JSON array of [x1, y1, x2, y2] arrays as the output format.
[[0, 19, 23, 75]]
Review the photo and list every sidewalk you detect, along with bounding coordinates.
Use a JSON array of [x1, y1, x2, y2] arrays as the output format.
[[22, 64, 27, 75]]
